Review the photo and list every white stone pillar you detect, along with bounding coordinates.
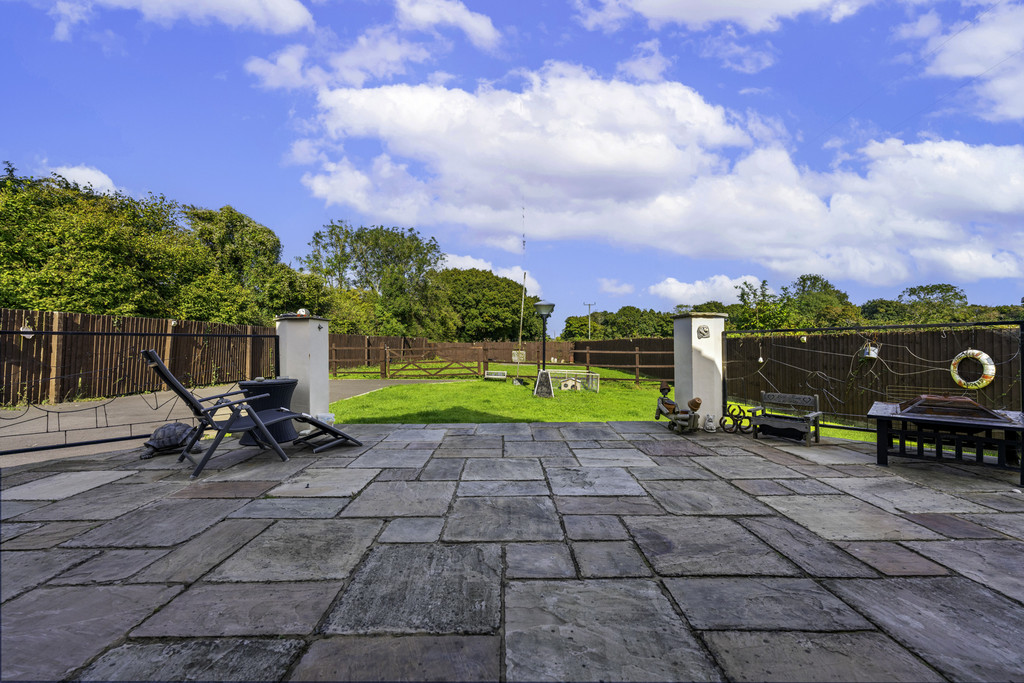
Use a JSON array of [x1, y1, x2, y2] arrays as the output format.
[[275, 314, 330, 417], [673, 313, 728, 421]]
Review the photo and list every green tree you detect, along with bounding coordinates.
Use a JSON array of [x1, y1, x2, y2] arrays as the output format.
[[898, 283, 969, 324], [435, 268, 541, 342], [0, 171, 205, 317], [860, 298, 908, 324], [782, 274, 861, 328], [299, 222, 448, 337], [183, 205, 282, 290], [732, 280, 791, 330]]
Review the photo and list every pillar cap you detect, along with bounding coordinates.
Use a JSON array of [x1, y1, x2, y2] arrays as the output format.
[[275, 313, 329, 322], [671, 312, 729, 320]]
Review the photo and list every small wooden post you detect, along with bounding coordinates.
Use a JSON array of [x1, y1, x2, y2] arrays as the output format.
[[381, 345, 389, 378], [635, 346, 641, 385], [479, 346, 486, 377], [48, 311, 65, 403], [585, 346, 591, 373]]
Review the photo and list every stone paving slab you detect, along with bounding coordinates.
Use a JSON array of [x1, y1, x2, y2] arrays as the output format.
[[506, 542, 576, 579], [664, 577, 871, 630], [131, 518, 273, 584], [207, 518, 382, 582], [290, 635, 500, 682], [78, 638, 306, 682], [692, 455, 803, 479], [9, 481, 182, 521], [48, 548, 170, 585], [1, 584, 182, 681], [462, 457, 544, 480], [340, 481, 456, 517], [902, 539, 1024, 601], [702, 631, 944, 682], [961, 511, 1024, 538], [324, 544, 501, 634], [63, 498, 246, 547], [457, 480, 550, 496], [0, 470, 135, 500], [267, 467, 378, 497], [827, 577, 1024, 681], [834, 541, 950, 576], [645, 480, 774, 515], [0, 548, 99, 601], [573, 540, 652, 577], [547, 466, 646, 496], [347, 449, 433, 469], [573, 448, 656, 468], [228, 497, 350, 518], [762, 495, 944, 541], [131, 581, 341, 637], [564, 514, 629, 540], [379, 517, 444, 543], [0, 520, 99, 549], [444, 496, 563, 541], [505, 579, 722, 682], [626, 516, 801, 576], [822, 476, 990, 514], [738, 515, 877, 578]]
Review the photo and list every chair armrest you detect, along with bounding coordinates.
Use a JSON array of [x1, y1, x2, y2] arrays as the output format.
[[200, 395, 264, 416], [749, 407, 765, 416], [198, 389, 249, 403], [806, 411, 824, 421]]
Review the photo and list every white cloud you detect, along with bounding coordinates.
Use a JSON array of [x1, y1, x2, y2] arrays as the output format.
[[598, 278, 635, 295], [48, 1, 91, 40], [395, 0, 500, 51], [903, 3, 1024, 121], [50, 164, 119, 194], [649, 274, 761, 304], [443, 254, 542, 295], [616, 39, 672, 82], [293, 61, 1023, 288], [574, 0, 877, 33], [701, 29, 776, 73], [247, 28, 432, 90], [53, 0, 313, 36]]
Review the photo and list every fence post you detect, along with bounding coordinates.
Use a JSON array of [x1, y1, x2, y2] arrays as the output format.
[[381, 345, 389, 378], [635, 346, 640, 385], [48, 311, 64, 403], [586, 347, 590, 373], [479, 346, 486, 376], [161, 318, 176, 391]]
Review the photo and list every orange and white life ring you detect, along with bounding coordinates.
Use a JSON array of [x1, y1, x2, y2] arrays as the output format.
[[950, 349, 996, 390]]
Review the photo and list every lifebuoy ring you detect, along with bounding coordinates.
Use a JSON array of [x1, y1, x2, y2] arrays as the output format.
[[950, 349, 996, 389]]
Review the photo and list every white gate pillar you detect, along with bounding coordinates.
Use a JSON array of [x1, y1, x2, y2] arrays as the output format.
[[275, 313, 330, 418], [673, 313, 728, 422]]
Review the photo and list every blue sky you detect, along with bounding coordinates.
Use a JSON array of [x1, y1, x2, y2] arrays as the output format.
[[3, 0, 1023, 332]]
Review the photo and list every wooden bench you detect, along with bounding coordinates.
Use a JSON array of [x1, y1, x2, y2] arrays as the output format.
[[751, 391, 822, 446], [483, 370, 507, 381]]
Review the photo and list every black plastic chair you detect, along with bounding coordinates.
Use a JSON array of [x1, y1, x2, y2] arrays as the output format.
[[142, 350, 362, 478]]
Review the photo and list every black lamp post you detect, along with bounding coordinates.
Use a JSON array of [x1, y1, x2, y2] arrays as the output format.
[[534, 300, 555, 371]]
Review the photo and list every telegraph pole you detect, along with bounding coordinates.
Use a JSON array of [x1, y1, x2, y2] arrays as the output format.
[[583, 302, 595, 340]]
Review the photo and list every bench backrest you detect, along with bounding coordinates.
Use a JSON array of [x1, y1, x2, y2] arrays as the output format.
[[760, 391, 819, 413]]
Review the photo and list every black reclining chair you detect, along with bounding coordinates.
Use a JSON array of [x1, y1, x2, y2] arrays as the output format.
[[142, 350, 362, 478]]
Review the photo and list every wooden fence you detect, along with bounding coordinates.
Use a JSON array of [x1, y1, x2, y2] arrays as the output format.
[[725, 326, 1022, 422], [571, 338, 674, 381], [1, 308, 276, 404]]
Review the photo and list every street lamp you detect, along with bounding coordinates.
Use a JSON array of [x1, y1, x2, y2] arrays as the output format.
[[533, 300, 555, 371]]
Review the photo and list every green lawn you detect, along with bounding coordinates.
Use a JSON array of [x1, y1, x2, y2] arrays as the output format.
[[330, 374, 664, 424]]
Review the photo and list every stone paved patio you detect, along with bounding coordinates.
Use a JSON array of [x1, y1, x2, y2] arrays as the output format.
[[2, 422, 1024, 681]]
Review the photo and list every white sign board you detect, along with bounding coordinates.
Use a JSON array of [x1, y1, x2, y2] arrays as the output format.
[[511, 350, 526, 363]]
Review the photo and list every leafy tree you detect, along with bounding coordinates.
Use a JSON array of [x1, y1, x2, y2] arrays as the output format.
[[183, 205, 282, 290], [732, 280, 792, 330], [860, 298, 908, 324], [559, 314, 609, 341], [299, 222, 447, 337], [0, 171, 205, 317], [435, 268, 541, 342], [782, 274, 861, 328], [898, 283, 969, 324]]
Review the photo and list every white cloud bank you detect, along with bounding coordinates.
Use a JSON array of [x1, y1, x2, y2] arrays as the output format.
[[573, 0, 877, 33], [287, 60, 1024, 286], [47, 0, 313, 38], [649, 274, 761, 305]]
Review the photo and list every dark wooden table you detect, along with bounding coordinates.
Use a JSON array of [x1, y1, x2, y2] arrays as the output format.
[[868, 401, 1023, 485], [239, 378, 299, 445]]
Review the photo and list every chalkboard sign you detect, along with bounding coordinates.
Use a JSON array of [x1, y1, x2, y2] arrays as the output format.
[[533, 370, 554, 398]]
